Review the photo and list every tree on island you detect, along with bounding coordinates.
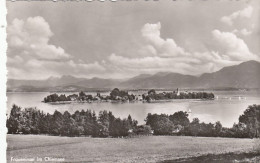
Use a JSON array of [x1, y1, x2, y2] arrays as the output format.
[[44, 94, 71, 103], [110, 88, 129, 100], [79, 91, 86, 97], [148, 89, 156, 95], [143, 89, 215, 102]]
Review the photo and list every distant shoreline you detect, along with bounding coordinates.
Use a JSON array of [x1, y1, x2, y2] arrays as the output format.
[[7, 88, 260, 93], [42, 98, 211, 105]]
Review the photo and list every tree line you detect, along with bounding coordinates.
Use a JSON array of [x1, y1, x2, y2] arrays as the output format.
[[43, 88, 137, 103], [6, 104, 260, 138], [43, 88, 215, 103], [143, 89, 215, 102], [43, 93, 71, 103], [6, 105, 152, 137], [145, 104, 260, 138]]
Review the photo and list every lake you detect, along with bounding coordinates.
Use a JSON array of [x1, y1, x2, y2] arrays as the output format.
[[6, 90, 260, 127]]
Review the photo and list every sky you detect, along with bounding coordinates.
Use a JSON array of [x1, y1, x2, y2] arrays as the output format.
[[6, 0, 260, 80]]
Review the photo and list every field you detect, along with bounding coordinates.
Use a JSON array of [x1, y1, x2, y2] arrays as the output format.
[[7, 134, 260, 163]]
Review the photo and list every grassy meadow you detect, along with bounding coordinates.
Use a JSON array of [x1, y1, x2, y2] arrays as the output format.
[[7, 134, 260, 163]]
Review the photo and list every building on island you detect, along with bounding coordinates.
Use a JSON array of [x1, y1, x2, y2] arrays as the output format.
[[173, 88, 180, 96]]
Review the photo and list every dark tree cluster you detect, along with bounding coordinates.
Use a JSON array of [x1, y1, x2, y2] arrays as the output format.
[[145, 111, 189, 135], [145, 105, 260, 138], [6, 105, 139, 137], [109, 88, 135, 101], [238, 104, 260, 138], [143, 90, 215, 102], [7, 104, 260, 139], [44, 93, 71, 103], [43, 88, 137, 103], [78, 91, 93, 101]]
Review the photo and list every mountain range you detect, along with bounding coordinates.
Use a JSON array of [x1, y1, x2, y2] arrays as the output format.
[[7, 60, 260, 92]]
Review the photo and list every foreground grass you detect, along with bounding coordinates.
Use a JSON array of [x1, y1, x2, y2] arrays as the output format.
[[161, 152, 260, 163], [7, 134, 259, 163]]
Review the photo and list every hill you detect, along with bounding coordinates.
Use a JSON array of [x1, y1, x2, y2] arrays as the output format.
[[7, 60, 260, 91], [197, 60, 260, 88], [119, 60, 260, 89]]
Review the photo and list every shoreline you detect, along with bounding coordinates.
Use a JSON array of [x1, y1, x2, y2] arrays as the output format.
[[43, 98, 214, 105]]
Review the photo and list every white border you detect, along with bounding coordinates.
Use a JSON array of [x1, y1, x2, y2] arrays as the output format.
[[0, 0, 7, 163]]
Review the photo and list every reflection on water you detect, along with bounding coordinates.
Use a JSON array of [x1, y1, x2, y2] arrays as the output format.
[[6, 90, 260, 127]]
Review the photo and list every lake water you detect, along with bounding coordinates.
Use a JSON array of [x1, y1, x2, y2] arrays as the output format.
[[6, 90, 260, 127]]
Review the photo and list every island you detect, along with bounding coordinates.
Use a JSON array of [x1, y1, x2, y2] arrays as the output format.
[[143, 88, 215, 103], [43, 88, 215, 104]]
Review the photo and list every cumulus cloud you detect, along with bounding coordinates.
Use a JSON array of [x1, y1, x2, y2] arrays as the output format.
[[212, 29, 257, 61], [7, 17, 71, 60], [141, 22, 188, 57], [137, 45, 157, 57], [108, 53, 228, 76], [107, 22, 256, 77], [7, 17, 105, 79], [7, 18, 258, 79], [232, 28, 252, 36], [220, 6, 253, 26]]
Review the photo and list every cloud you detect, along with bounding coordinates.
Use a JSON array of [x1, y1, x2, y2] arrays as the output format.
[[7, 17, 70, 60], [7, 17, 105, 79], [7, 18, 258, 79], [8, 58, 106, 80], [212, 29, 257, 61], [232, 28, 252, 36], [141, 22, 188, 57], [137, 45, 157, 57], [221, 6, 253, 26], [108, 53, 226, 76], [109, 53, 199, 69], [107, 22, 258, 77]]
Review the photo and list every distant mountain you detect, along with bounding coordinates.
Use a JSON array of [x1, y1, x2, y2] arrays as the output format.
[[74, 77, 120, 88], [7, 75, 118, 92], [120, 60, 260, 89], [197, 60, 260, 88], [7, 60, 260, 92], [119, 73, 197, 89], [8, 75, 86, 88]]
